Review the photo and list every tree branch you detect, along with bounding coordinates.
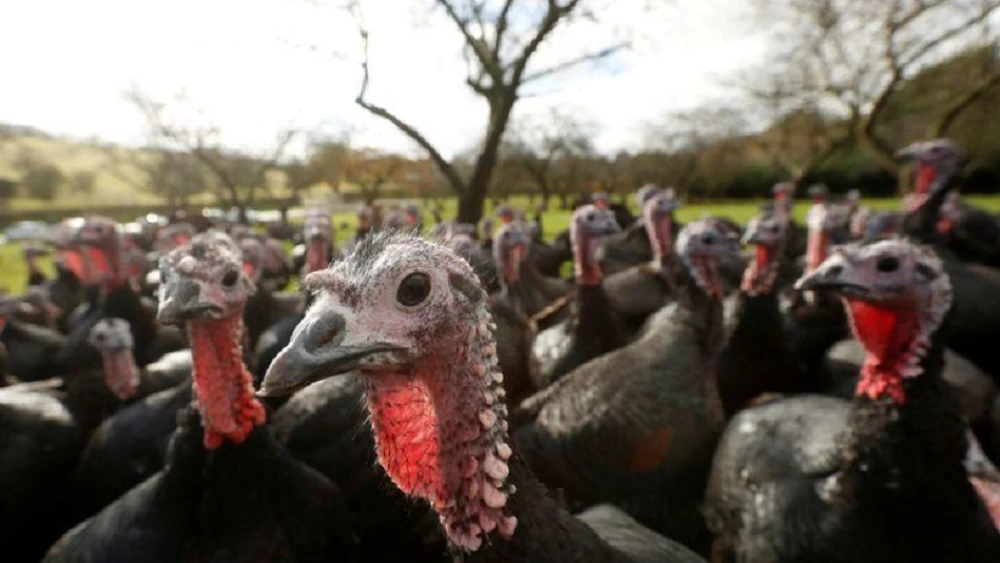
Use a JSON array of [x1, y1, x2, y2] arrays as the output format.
[[901, 9, 1000, 68], [522, 42, 628, 84], [492, 0, 517, 61], [507, 0, 582, 84], [931, 69, 1000, 137], [352, 13, 467, 195], [437, 0, 503, 84]]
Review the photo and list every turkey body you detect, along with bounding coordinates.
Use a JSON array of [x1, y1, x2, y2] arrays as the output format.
[[0, 386, 86, 561], [44, 405, 357, 563], [705, 364, 1000, 562], [515, 285, 725, 553], [270, 376, 450, 563]]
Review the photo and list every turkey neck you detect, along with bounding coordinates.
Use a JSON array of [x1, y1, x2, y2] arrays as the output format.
[[671, 261, 727, 424], [508, 260, 562, 315], [571, 284, 623, 349], [839, 301, 966, 501], [360, 300, 620, 561], [187, 314, 266, 450], [459, 459, 621, 563], [719, 286, 799, 417], [902, 174, 959, 246]]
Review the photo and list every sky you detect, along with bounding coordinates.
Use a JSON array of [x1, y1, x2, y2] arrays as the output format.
[[1, 0, 770, 160]]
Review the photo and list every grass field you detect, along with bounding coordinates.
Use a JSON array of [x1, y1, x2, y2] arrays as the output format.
[[3, 195, 1000, 297]]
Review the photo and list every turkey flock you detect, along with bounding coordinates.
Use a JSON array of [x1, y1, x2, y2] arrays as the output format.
[[2, 138, 1000, 562]]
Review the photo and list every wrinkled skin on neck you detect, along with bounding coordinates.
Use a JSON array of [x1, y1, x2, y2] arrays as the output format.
[[915, 162, 938, 195], [304, 239, 330, 275], [98, 347, 140, 400], [361, 304, 517, 552], [570, 205, 619, 285], [741, 244, 779, 296], [493, 224, 528, 290], [572, 234, 602, 285], [304, 216, 335, 274], [644, 210, 674, 273], [500, 244, 525, 286], [806, 206, 830, 275], [188, 314, 266, 449]]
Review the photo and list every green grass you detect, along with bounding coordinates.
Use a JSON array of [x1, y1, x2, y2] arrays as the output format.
[[4, 195, 1000, 297]]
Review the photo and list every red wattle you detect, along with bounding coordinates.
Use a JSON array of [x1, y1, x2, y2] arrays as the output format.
[[741, 245, 774, 293], [366, 374, 445, 502], [502, 244, 524, 285], [99, 348, 139, 400], [654, 216, 673, 262], [806, 231, 829, 274], [915, 163, 937, 194], [574, 238, 603, 285], [188, 315, 266, 449], [304, 240, 329, 274], [845, 298, 920, 404]]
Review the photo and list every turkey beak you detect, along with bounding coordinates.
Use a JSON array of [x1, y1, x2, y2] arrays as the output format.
[[794, 254, 868, 294], [741, 227, 763, 246], [157, 277, 223, 325], [894, 143, 921, 162], [257, 310, 403, 397]]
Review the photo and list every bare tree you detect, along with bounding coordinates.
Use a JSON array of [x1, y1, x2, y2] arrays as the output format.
[[644, 103, 751, 196], [506, 108, 595, 206], [98, 143, 212, 209], [124, 88, 299, 222], [341, 147, 408, 205], [749, 0, 1000, 174], [347, 0, 645, 223], [736, 67, 854, 181]]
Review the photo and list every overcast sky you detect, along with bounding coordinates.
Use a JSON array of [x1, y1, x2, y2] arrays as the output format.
[[1, 0, 769, 159]]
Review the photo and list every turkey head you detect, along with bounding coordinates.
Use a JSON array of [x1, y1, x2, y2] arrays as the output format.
[[796, 239, 952, 405], [157, 231, 264, 449]]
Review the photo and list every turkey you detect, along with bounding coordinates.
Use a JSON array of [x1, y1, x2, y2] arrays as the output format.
[[268, 374, 452, 562], [512, 218, 738, 554], [259, 230, 705, 563], [705, 239, 1000, 563], [0, 381, 87, 561], [531, 204, 624, 387], [295, 212, 339, 279], [238, 236, 303, 352], [492, 221, 570, 323], [0, 292, 67, 382], [436, 222, 500, 293], [897, 139, 1000, 269], [0, 319, 148, 560], [44, 231, 356, 563], [601, 191, 683, 336], [56, 216, 185, 375], [717, 212, 805, 417], [23, 243, 50, 287], [595, 184, 675, 276], [783, 196, 849, 381]]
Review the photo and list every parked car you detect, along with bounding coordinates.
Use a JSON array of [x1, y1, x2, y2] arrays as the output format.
[[1, 220, 51, 242]]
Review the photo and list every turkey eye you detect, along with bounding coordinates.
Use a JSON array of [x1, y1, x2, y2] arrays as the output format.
[[586, 213, 596, 222], [703, 234, 716, 245], [221, 269, 240, 287], [769, 224, 780, 233], [876, 256, 899, 273], [397, 273, 431, 307]]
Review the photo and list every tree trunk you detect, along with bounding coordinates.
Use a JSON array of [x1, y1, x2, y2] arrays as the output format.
[[456, 93, 515, 224]]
